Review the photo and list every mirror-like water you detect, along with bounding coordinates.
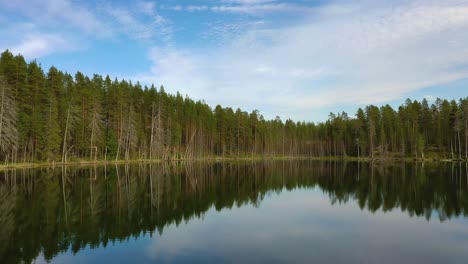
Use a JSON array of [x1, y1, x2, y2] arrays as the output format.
[[0, 161, 467, 263]]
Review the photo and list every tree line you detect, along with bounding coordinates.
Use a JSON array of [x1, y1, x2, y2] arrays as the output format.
[[0, 50, 467, 163]]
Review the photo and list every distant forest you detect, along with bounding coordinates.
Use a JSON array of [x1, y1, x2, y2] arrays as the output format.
[[0, 50, 467, 163]]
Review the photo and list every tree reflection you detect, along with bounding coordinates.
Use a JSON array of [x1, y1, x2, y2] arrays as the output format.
[[0, 161, 467, 263]]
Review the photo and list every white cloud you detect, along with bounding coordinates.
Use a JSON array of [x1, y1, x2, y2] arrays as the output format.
[[0, 0, 173, 57], [133, 0, 468, 120], [137, 1, 156, 16], [221, 0, 277, 4], [107, 7, 156, 40], [0, 0, 108, 59], [168, 5, 209, 12], [211, 3, 307, 14], [103, 2, 172, 42], [168, 1, 304, 14], [0, 22, 77, 59], [201, 20, 266, 46], [0, 0, 110, 36], [2, 0, 467, 120], [172, 5, 183, 11], [10, 33, 71, 58], [187, 5, 209, 12]]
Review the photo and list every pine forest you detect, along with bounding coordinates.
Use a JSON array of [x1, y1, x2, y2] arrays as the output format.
[[0, 50, 467, 164]]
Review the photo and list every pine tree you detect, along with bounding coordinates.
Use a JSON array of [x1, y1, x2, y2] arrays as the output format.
[[42, 67, 63, 161], [0, 50, 466, 162], [0, 76, 18, 161]]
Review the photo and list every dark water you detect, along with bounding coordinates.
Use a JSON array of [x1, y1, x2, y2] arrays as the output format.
[[0, 161, 468, 263]]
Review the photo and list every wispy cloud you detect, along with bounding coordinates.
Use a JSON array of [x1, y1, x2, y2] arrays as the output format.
[[133, 0, 468, 120], [167, 5, 209, 12], [187, 5, 209, 12], [137, 1, 157, 16], [201, 20, 266, 45], [0, 0, 110, 59], [167, 0, 309, 14], [0, 0, 173, 58], [10, 33, 72, 58], [0, 0, 110, 36], [0, 22, 78, 59], [221, 0, 278, 4], [105, 5, 170, 41], [2, 0, 467, 120], [211, 2, 307, 14]]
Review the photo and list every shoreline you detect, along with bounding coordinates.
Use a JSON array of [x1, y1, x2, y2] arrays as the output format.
[[0, 155, 466, 170]]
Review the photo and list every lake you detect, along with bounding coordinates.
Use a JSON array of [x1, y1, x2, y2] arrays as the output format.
[[0, 161, 467, 263]]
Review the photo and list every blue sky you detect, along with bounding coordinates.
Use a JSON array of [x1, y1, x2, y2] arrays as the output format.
[[0, 0, 467, 121]]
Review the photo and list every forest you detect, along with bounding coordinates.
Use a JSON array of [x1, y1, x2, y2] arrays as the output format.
[[0, 49, 467, 163]]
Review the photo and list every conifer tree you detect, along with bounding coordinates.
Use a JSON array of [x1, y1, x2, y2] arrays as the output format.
[[0, 76, 18, 161], [0, 50, 466, 162], [42, 67, 62, 161]]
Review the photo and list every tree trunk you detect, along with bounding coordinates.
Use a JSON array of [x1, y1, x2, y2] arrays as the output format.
[[62, 105, 71, 163], [116, 110, 123, 161], [464, 105, 468, 160], [90, 113, 95, 160], [451, 141, 454, 160], [0, 82, 5, 149], [150, 103, 155, 160], [458, 130, 462, 160]]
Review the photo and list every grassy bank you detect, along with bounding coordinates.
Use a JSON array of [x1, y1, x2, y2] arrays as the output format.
[[0, 155, 466, 171]]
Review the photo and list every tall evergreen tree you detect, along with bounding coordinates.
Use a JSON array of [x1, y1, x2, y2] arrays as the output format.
[[0, 76, 18, 161], [0, 50, 466, 162]]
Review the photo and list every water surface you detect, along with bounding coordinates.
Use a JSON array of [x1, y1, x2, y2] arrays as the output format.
[[0, 161, 467, 263]]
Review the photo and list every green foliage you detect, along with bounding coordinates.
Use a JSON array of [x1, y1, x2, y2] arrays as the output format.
[[0, 49, 467, 162], [105, 129, 118, 158]]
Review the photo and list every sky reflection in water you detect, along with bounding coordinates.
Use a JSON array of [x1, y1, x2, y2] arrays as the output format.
[[1, 161, 466, 264]]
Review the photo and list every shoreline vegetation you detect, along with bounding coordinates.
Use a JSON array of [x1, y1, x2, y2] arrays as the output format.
[[0, 155, 466, 171], [0, 50, 468, 168]]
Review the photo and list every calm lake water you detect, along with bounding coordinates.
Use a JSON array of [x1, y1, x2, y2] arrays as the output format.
[[0, 161, 467, 263]]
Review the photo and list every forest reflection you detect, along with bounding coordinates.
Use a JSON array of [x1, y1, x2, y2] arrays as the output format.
[[0, 161, 467, 263]]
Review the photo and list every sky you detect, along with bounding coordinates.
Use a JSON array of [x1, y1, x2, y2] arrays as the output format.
[[0, 0, 467, 121]]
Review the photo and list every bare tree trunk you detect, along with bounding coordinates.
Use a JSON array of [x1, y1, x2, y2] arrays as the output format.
[[157, 102, 163, 158], [116, 110, 123, 161], [458, 130, 462, 160], [0, 81, 5, 149], [61, 106, 71, 163], [282, 127, 285, 156], [465, 113, 468, 160], [451, 140, 454, 160], [150, 103, 155, 160], [125, 124, 130, 160], [357, 138, 360, 160], [90, 113, 95, 160]]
